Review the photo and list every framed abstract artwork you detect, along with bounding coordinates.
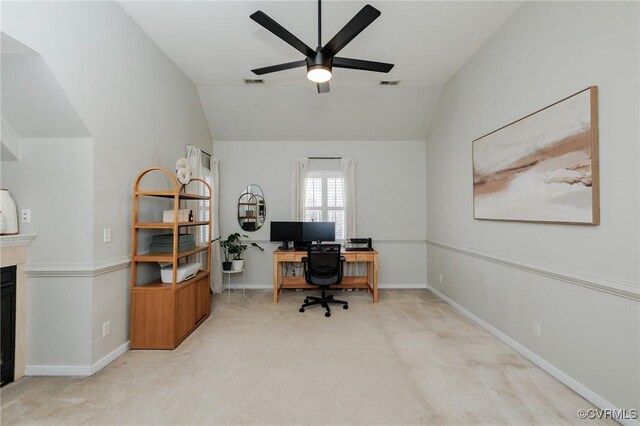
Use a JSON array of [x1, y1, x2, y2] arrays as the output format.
[[472, 86, 599, 225]]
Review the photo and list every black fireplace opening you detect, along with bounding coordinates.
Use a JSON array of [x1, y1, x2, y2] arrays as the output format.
[[1, 265, 17, 387]]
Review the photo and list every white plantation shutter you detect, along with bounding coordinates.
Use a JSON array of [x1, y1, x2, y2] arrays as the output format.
[[304, 171, 345, 240], [305, 177, 322, 207], [327, 177, 343, 208]]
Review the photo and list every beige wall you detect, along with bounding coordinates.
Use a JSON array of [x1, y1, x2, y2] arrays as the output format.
[[1, 1, 212, 370], [426, 1, 639, 411], [214, 140, 428, 288]]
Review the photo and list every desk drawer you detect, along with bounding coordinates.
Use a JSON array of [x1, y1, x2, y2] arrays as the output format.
[[356, 253, 375, 262], [278, 254, 306, 262]]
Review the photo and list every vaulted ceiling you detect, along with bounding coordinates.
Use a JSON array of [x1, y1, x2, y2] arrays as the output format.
[[120, 1, 521, 140]]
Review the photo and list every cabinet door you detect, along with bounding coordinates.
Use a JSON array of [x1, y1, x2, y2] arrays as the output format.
[[195, 276, 210, 321], [175, 284, 196, 342]]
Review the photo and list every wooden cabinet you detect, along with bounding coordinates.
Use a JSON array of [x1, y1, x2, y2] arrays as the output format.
[[130, 167, 213, 350], [195, 275, 210, 322]]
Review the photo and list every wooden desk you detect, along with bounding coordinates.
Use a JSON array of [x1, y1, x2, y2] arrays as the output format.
[[272, 249, 379, 303]]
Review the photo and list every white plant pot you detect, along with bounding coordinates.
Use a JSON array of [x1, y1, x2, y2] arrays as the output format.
[[231, 259, 244, 271], [0, 189, 18, 235]]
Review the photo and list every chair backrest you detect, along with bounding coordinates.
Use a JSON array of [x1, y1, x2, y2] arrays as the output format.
[[304, 244, 343, 286]]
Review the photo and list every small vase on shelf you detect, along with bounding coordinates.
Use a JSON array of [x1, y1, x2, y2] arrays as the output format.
[[0, 189, 19, 235]]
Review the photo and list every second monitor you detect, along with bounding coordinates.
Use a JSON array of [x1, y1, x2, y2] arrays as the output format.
[[303, 222, 335, 243], [270, 221, 335, 249]]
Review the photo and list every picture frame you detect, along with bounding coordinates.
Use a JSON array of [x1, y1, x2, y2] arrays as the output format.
[[472, 86, 599, 225]]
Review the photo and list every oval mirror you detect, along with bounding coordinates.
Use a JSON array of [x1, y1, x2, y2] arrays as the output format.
[[238, 184, 265, 232]]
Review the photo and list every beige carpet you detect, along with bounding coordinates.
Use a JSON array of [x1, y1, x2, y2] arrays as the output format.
[[0, 289, 608, 425]]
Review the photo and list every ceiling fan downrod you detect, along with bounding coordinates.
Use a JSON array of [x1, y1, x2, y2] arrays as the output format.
[[317, 0, 322, 49]]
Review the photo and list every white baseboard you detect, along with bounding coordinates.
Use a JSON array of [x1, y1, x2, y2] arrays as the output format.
[[91, 341, 129, 374], [428, 285, 639, 426], [230, 284, 271, 290], [25, 364, 92, 376], [25, 341, 129, 377]]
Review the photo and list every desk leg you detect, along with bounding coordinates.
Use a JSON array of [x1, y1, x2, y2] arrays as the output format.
[[373, 258, 379, 303], [273, 256, 280, 303]]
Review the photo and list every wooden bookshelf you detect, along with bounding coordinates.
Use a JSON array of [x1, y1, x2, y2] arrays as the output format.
[[130, 167, 212, 350]]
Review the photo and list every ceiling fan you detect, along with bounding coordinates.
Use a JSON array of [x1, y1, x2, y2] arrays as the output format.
[[250, 0, 394, 94]]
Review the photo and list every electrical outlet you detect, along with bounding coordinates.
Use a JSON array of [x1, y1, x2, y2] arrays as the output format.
[[103, 228, 111, 243], [21, 209, 31, 223], [102, 321, 110, 337], [438, 273, 444, 283], [533, 321, 542, 337]]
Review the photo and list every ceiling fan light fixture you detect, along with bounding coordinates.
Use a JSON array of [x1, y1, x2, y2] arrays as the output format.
[[307, 65, 332, 83]]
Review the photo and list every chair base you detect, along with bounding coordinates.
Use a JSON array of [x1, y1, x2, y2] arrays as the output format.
[[299, 288, 348, 317]]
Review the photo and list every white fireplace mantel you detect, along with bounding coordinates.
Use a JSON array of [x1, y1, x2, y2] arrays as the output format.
[[0, 234, 36, 248], [0, 233, 35, 383]]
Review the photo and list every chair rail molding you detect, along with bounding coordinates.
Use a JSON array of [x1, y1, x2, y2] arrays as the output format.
[[25, 256, 131, 277], [426, 239, 640, 301], [251, 238, 427, 245]]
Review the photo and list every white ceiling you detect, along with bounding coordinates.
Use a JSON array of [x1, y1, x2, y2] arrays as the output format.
[[199, 85, 440, 140], [119, 1, 521, 140], [120, 1, 521, 88]]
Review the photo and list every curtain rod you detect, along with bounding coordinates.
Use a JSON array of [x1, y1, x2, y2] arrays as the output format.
[[309, 156, 341, 160]]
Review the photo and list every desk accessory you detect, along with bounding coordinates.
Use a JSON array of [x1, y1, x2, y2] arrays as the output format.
[[345, 238, 372, 251]]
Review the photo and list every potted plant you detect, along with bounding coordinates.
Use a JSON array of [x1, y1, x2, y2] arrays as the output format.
[[220, 238, 233, 271], [225, 232, 264, 271]]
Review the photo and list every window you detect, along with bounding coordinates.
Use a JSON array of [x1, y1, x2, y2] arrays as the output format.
[[304, 171, 344, 240], [198, 153, 212, 244]]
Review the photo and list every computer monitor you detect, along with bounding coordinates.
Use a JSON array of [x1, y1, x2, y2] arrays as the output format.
[[303, 222, 335, 243], [270, 221, 303, 249]]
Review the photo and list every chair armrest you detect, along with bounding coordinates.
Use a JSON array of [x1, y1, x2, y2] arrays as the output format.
[[340, 256, 346, 262]]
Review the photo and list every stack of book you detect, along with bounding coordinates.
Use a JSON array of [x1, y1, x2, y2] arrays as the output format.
[[150, 233, 195, 253]]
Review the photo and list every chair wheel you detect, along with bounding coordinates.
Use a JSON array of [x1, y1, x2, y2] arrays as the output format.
[[325, 312, 331, 317], [299, 308, 305, 313], [343, 305, 349, 310]]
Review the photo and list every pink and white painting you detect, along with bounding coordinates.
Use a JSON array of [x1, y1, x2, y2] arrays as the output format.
[[473, 87, 599, 224]]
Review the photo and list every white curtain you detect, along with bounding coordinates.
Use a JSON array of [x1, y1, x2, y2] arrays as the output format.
[[292, 157, 309, 221], [341, 157, 357, 239], [210, 158, 223, 293], [186, 145, 206, 267], [341, 157, 359, 275]]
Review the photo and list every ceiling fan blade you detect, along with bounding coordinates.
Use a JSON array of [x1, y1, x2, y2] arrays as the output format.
[[333, 57, 394, 73], [252, 60, 307, 75], [250, 11, 315, 57], [317, 82, 330, 94], [320, 5, 381, 56]]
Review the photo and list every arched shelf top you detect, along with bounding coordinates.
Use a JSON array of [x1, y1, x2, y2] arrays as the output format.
[[133, 166, 211, 200]]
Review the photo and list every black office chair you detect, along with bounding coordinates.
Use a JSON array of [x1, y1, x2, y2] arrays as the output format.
[[299, 244, 349, 317]]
